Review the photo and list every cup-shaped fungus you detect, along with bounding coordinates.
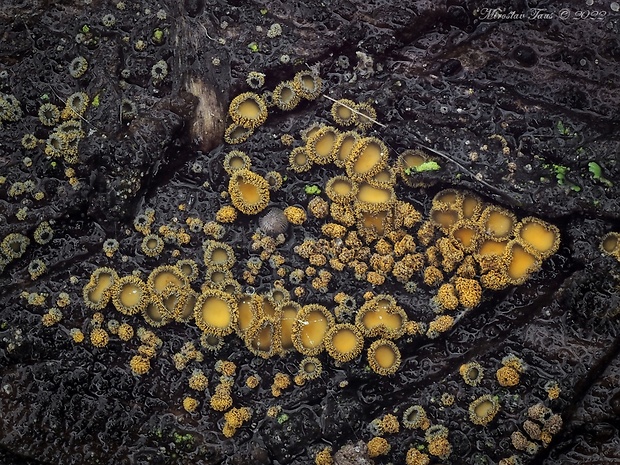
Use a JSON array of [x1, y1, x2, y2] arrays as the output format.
[[82, 267, 119, 310], [325, 175, 358, 204], [469, 394, 500, 426], [228, 169, 270, 215], [273, 80, 301, 111], [235, 294, 262, 336], [324, 323, 364, 363], [430, 204, 459, 234], [294, 70, 322, 100], [398, 149, 437, 188], [503, 240, 541, 285], [354, 201, 394, 241], [223, 150, 252, 175], [459, 361, 484, 386], [193, 289, 238, 337], [224, 123, 253, 145], [244, 316, 282, 358], [228, 92, 268, 130], [203, 240, 236, 270], [460, 191, 483, 221], [330, 99, 357, 127], [279, 301, 300, 351], [600, 231, 620, 259], [147, 265, 188, 294], [291, 304, 335, 356], [514, 217, 561, 260], [355, 294, 407, 339], [432, 189, 463, 211], [111, 275, 149, 315], [449, 219, 482, 254], [332, 130, 360, 168], [478, 205, 518, 241], [298, 356, 322, 381], [141, 234, 164, 257], [305, 125, 339, 165], [288, 146, 313, 173], [354, 102, 377, 131], [176, 259, 199, 282], [402, 405, 430, 430], [346, 137, 389, 182], [367, 338, 401, 375], [1, 232, 30, 259]]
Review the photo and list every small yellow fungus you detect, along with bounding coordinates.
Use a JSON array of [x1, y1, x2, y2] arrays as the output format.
[[216, 205, 238, 223], [402, 405, 430, 430], [294, 70, 322, 100], [141, 234, 164, 257], [118, 323, 134, 341], [600, 231, 620, 259], [454, 277, 482, 309], [224, 123, 253, 144], [367, 338, 401, 375], [332, 131, 360, 168], [346, 137, 389, 181], [514, 217, 561, 259], [193, 289, 238, 336], [468, 394, 500, 426], [183, 396, 200, 413], [479, 205, 517, 240], [355, 294, 406, 339], [204, 240, 236, 270], [223, 150, 252, 175], [291, 304, 335, 356], [367, 437, 390, 458], [406, 448, 430, 465], [129, 355, 151, 375], [436, 283, 459, 311], [90, 328, 109, 348], [83, 267, 118, 310], [284, 206, 307, 225], [315, 448, 334, 465], [228, 92, 268, 129], [324, 323, 364, 363], [330, 99, 357, 127], [70, 328, 85, 343], [354, 102, 377, 131], [111, 275, 149, 315], [496, 366, 520, 387], [428, 437, 452, 460], [273, 80, 301, 111], [459, 361, 484, 386], [423, 266, 444, 287], [228, 169, 270, 215], [288, 146, 313, 172], [188, 369, 209, 391], [298, 356, 322, 381]]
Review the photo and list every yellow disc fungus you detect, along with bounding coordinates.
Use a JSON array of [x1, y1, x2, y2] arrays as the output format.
[[306, 126, 339, 165], [2, 232, 30, 259], [402, 405, 430, 430], [273, 80, 301, 111], [216, 205, 238, 223], [461, 191, 484, 221], [468, 394, 500, 426], [291, 304, 335, 356], [183, 396, 200, 413], [223, 150, 252, 175], [459, 361, 484, 386], [479, 205, 517, 240], [279, 301, 300, 351], [193, 289, 238, 337], [454, 277, 483, 309], [428, 437, 452, 460], [147, 265, 188, 294], [244, 316, 282, 358], [436, 283, 459, 311], [346, 137, 389, 181], [329, 98, 358, 128], [118, 323, 134, 341], [298, 356, 322, 381], [450, 219, 481, 253], [324, 323, 364, 363], [514, 217, 561, 260], [332, 130, 360, 168], [406, 448, 431, 465], [294, 70, 322, 100], [141, 234, 164, 257], [188, 369, 209, 391], [228, 92, 268, 129], [224, 123, 253, 144], [289, 146, 313, 172], [228, 169, 270, 215], [600, 231, 620, 259], [504, 240, 541, 285], [367, 338, 401, 375], [111, 275, 149, 315], [203, 240, 236, 270], [354, 102, 377, 131], [325, 175, 357, 204], [355, 294, 407, 339]]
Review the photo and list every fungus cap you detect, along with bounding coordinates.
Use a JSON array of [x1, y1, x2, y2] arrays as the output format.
[[294, 70, 322, 100], [203, 240, 236, 270], [244, 316, 282, 358], [82, 267, 119, 310], [223, 150, 252, 175], [291, 303, 335, 356], [346, 137, 389, 181], [324, 323, 364, 363], [273, 80, 301, 111], [193, 289, 238, 336], [514, 217, 561, 260], [469, 394, 500, 426], [228, 169, 271, 215], [111, 275, 149, 315], [306, 126, 339, 165], [367, 338, 401, 375], [355, 294, 407, 339], [228, 92, 268, 129], [330, 99, 357, 127]]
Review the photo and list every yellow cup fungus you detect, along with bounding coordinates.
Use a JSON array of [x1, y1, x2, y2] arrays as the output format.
[[367, 436, 390, 458], [111, 275, 149, 315], [288, 146, 313, 173], [216, 205, 238, 223], [496, 366, 520, 387], [514, 217, 561, 260], [223, 150, 252, 175], [141, 234, 164, 257], [224, 123, 253, 145], [405, 448, 431, 465], [324, 323, 364, 363], [459, 361, 484, 386], [147, 265, 188, 294], [450, 219, 481, 254], [504, 240, 541, 285], [402, 405, 430, 430], [468, 394, 500, 426], [244, 316, 282, 358], [600, 231, 620, 259], [90, 327, 109, 348], [354, 102, 377, 131], [82, 267, 119, 310], [228, 92, 268, 130], [284, 206, 307, 225], [346, 137, 389, 181], [306, 126, 339, 165], [203, 240, 236, 270], [129, 354, 151, 375], [228, 169, 271, 215], [1, 232, 30, 259], [273, 80, 301, 111], [279, 301, 300, 351], [330, 98, 357, 127], [291, 303, 335, 356], [294, 70, 322, 100], [367, 338, 401, 375], [479, 205, 517, 240], [193, 289, 238, 336], [298, 356, 323, 381], [332, 130, 360, 168], [355, 294, 407, 339]]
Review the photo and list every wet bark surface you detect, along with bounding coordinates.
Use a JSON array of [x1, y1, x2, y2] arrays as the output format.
[[1, 0, 619, 464]]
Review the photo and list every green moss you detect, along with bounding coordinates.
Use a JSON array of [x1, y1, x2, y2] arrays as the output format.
[[588, 161, 613, 187], [172, 432, 195, 445], [543, 163, 581, 192], [152, 28, 164, 44], [260, 8, 268, 15], [81, 24, 90, 34], [304, 185, 321, 195], [405, 161, 441, 175], [248, 42, 260, 53], [556, 120, 575, 137], [92, 93, 101, 107], [277, 413, 289, 424]]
